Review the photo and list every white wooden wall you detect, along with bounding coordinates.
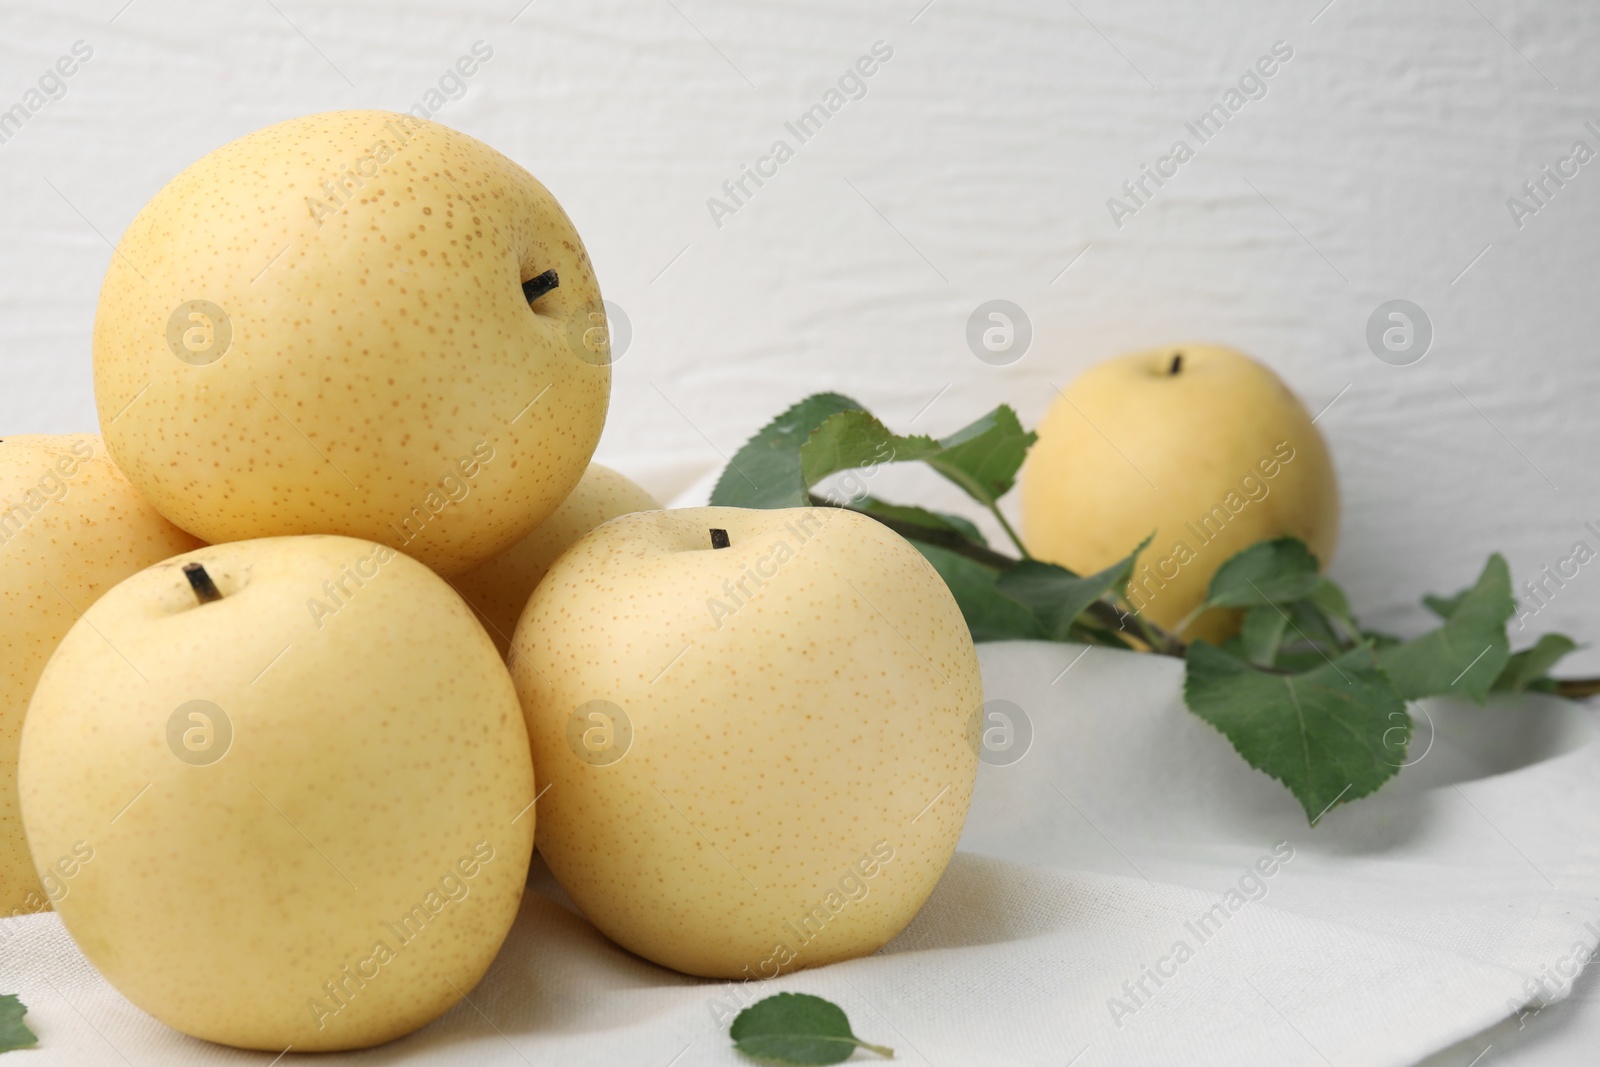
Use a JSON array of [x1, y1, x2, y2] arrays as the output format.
[[3, 0, 1597, 667]]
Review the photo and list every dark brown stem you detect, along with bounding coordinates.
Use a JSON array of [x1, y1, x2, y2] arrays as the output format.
[[808, 494, 1186, 656], [522, 269, 559, 304], [1553, 677, 1600, 699], [182, 562, 223, 605], [1169, 352, 1183, 375], [1124, 608, 1188, 657]]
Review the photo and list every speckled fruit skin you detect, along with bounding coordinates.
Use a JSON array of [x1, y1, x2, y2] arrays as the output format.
[[0, 434, 201, 915], [454, 463, 658, 657], [92, 109, 611, 576], [18, 535, 536, 1051], [509, 506, 981, 979], [1020, 344, 1339, 643]]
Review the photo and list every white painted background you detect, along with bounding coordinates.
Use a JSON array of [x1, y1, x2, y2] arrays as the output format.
[[5, 0, 1599, 671], [3, 1, 1600, 1060]]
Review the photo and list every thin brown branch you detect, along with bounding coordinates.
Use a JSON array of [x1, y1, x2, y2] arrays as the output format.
[[1553, 677, 1600, 699], [810, 494, 1018, 569]]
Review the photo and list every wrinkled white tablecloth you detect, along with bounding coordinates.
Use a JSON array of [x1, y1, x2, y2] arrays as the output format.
[[4, 638, 1598, 1066]]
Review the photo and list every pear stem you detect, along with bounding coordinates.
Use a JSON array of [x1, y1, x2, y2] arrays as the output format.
[[710, 528, 730, 549], [1169, 353, 1183, 375], [182, 562, 223, 605], [522, 269, 559, 304]]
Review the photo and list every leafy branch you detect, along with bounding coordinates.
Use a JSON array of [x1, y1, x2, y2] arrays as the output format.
[[712, 394, 1594, 823]]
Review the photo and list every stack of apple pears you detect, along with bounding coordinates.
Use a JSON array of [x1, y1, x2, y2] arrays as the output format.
[[0, 111, 981, 1052]]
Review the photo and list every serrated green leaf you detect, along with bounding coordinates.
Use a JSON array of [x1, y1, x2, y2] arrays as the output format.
[[1377, 555, 1514, 702], [799, 411, 941, 489], [1494, 633, 1579, 693], [712, 396, 1035, 524], [913, 543, 1043, 642], [994, 537, 1150, 641], [730, 993, 892, 1065], [1202, 537, 1323, 611], [1240, 606, 1289, 666], [0, 995, 36, 1052], [851, 497, 986, 544], [925, 405, 1036, 509], [1184, 642, 1408, 822], [711, 393, 868, 508]]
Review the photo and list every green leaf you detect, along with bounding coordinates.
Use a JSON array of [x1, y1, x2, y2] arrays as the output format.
[[1240, 606, 1289, 666], [730, 993, 892, 1065], [913, 544, 1043, 642], [994, 537, 1149, 641], [712, 395, 1034, 555], [799, 411, 941, 489], [1285, 598, 1341, 650], [1241, 583, 1350, 662], [1422, 590, 1468, 620], [1269, 648, 1346, 673], [1377, 555, 1514, 703], [1184, 642, 1408, 823], [1360, 628, 1404, 650], [1307, 578, 1358, 639], [924, 405, 1036, 509], [1494, 633, 1579, 693], [1069, 619, 1137, 650], [1308, 578, 1353, 621], [711, 393, 868, 508], [0, 995, 36, 1052], [1202, 537, 1323, 610], [851, 497, 986, 544]]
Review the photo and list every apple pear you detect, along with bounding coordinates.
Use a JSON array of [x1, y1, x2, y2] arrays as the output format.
[[1021, 344, 1339, 642], [93, 109, 612, 576], [508, 506, 981, 979], [0, 433, 201, 915], [18, 535, 535, 1051], [454, 463, 658, 656]]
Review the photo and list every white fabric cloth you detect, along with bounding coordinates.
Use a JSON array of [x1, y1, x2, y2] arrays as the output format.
[[3, 639, 1598, 1066]]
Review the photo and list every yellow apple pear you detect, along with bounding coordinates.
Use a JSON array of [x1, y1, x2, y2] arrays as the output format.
[[453, 463, 658, 656], [509, 506, 980, 979], [19, 535, 535, 1051], [93, 109, 612, 576], [1021, 344, 1339, 641], [0, 433, 201, 915]]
